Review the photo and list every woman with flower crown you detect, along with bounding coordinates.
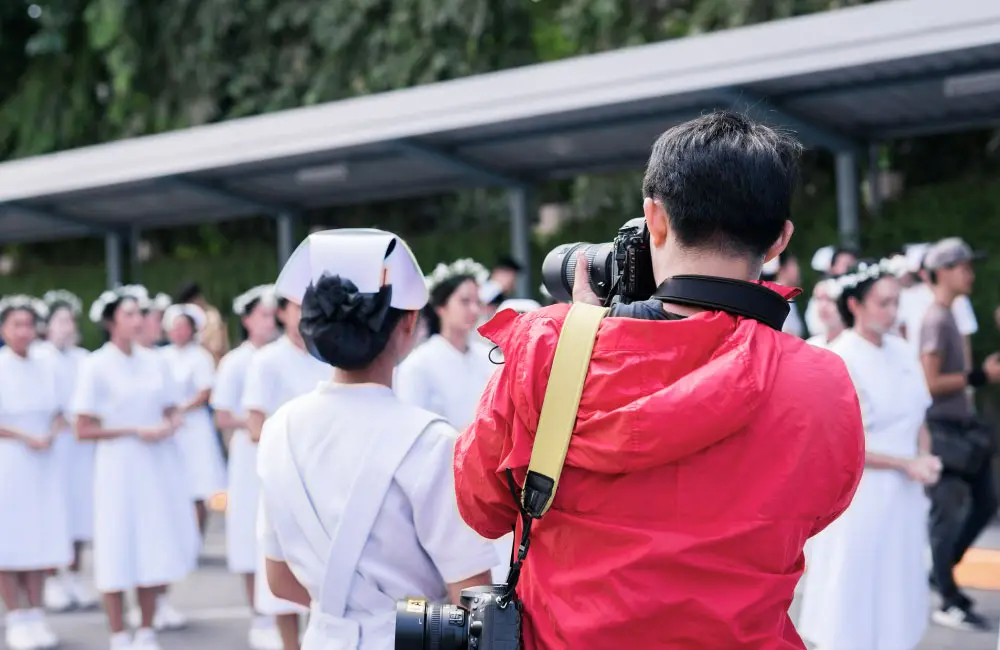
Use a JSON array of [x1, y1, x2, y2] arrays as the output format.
[[211, 284, 284, 650], [0, 295, 70, 650], [70, 287, 199, 650], [395, 258, 497, 431], [798, 257, 941, 650], [32, 290, 101, 613]]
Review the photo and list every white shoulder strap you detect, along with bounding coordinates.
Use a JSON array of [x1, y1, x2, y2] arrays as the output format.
[[317, 404, 442, 617]]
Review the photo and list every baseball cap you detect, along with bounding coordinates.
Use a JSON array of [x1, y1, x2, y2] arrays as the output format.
[[921, 237, 985, 271]]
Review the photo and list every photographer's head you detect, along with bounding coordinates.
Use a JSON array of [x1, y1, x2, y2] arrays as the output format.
[[832, 258, 907, 338], [641, 111, 801, 282], [275, 228, 429, 384]]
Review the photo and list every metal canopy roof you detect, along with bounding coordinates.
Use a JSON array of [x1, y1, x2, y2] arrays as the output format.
[[0, 0, 998, 244]]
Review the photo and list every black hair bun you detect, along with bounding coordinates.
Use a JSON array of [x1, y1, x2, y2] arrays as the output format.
[[299, 274, 403, 370]]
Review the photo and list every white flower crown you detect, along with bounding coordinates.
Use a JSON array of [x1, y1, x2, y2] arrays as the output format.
[[0, 294, 49, 321], [89, 286, 149, 324], [149, 292, 172, 312], [233, 284, 277, 316], [42, 289, 82, 316], [424, 258, 489, 292], [825, 255, 910, 300]]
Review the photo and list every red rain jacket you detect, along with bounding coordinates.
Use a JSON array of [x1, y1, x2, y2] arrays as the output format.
[[454, 286, 864, 650]]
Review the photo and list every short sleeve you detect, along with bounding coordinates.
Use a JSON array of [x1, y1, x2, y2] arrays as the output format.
[[211, 353, 241, 413], [257, 494, 285, 561], [70, 355, 104, 419], [397, 421, 498, 583], [394, 354, 433, 412], [952, 295, 978, 336], [242, 352, 276, 416], [192, 348, 216, 391], [919, 307, 946, 357]]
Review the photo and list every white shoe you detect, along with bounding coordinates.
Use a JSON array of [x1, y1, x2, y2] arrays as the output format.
[[248, 617, 284, 650], [27, 614, 60, 649], [153, 599, 187, 631], [131, 628, 161, 650], [44, 575, 74, 612], [4, 613, 35, 650], [67, 573, 100, 609], [109, 631, 133, 650]]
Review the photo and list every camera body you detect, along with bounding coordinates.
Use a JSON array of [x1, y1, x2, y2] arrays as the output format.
[[540, 217, 658, 305], [395, 585, 520, 650]]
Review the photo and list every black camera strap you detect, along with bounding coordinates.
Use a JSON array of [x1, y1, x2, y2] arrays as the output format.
[[652, 275, 791, 330], [498, 470, 534, 608]]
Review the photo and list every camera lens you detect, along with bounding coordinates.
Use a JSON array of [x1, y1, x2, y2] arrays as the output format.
[[541, 242, 615, 303], [395, 598, 469, 650]]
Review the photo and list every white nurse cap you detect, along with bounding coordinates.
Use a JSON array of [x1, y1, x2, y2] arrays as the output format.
[[810, 245, 835, 273], [162, 303, 207, 332], [903, 242, 930, 273], [233, 284, 277, 316], [276, 228, 428, 310]]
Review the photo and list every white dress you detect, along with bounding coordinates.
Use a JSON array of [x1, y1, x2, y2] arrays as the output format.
[[242, 335, 331, 616], [0, 347, 72, 570], [70, 343, 200, 592], [160, 343, 226, 500], [394, 334, 509, 582], [798, 330, 932, 650], [211, 342, 260, 574], [36, 342, 95, 543], [257, 383, 499, 650]]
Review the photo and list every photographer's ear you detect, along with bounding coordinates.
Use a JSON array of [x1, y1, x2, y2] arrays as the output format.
[[762, 221, 795, 266], [643, 197, 669, 247]]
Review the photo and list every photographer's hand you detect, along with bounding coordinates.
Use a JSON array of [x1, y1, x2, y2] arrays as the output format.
[[572, 251, 602, 306]]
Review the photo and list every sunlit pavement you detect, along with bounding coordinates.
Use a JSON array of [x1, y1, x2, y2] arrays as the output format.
[[4, 517, 1000, 649]]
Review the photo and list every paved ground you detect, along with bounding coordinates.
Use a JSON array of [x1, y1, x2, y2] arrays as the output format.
[[4, 517, 1000, 649]]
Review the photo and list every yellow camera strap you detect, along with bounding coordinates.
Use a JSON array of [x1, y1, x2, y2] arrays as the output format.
[[521, 302, 609, 519]]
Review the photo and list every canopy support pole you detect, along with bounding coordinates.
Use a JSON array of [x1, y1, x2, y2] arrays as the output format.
[[129, 225, 142, 284], [105, 231, 123, 289], [277, 213, 295, 267], [508, 187, 533, 298], [835, 151, 861, 250]]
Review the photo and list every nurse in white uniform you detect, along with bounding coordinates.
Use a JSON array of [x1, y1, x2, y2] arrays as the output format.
[[161, 303, 225, 534], [395, 258, 497, 431], [212, 284, 282, 650], [72, 288, 199, 650], [0, 295, 70, 650], [805, 279, 845, 350], [243, 295, 331, 650], [138, 292, 172, 349], [798, 258, 942, 650], [258, 228, 498, 650], [36, 290, 100, 612]]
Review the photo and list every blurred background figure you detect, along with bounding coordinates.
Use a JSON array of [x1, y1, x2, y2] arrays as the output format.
[[139, 293, 172, 349], [478, 256, 524, 324], [174, 283, 229, 365], [806, 278, 846, 349], [805, 245, 859, 338], [763, 252, 804, 337]]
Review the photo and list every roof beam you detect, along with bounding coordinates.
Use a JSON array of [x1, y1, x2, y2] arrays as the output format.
[[392, 139, 526, 189], [162, 177, 301, 216], [868, 114, 1000, 141], [717, 88, 864, 154], [0, 201, 113, 234]]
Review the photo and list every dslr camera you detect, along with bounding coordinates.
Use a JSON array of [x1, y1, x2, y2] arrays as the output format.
[[395, 586, 519, 650], [540, 217, 657, 306]]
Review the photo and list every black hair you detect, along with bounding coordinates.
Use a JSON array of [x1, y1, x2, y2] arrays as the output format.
[[423, 274, 478, 336], [834, 260, 894, 328], [494, 256, 523, 273], [99, 295, 137, 342], [642, 110, 802, 258], [237, 296, 263, 341], [830, 246, 859, 271], [299, 274, 409, 370], [274, 296, 289, 332], [174, 282, 201, 304]]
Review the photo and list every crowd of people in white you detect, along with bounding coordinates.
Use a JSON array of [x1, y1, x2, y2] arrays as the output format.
[[0, 234, 997, 650]]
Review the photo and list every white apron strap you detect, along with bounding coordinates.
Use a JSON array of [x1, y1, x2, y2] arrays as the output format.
[[317, 407, 442, 618]]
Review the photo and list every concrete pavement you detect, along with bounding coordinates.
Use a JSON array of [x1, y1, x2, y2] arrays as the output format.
[[4, 517, 1000, 649]]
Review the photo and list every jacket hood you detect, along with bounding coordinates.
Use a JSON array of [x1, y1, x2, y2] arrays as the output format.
[[478, 283, 802, 475]]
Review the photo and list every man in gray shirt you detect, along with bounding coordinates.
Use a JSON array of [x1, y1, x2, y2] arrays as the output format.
[[920, 237, 1000, 631]]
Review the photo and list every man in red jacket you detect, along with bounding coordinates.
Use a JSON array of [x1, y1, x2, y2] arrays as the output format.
[[453, 111, 865, 650]]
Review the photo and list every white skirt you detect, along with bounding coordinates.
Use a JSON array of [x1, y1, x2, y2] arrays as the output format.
[[226, 431, 260, 574], [0, 437, 72, 570], [51, 428, 96, 542], [175, 408, 227, 500], [798, 467, 930, 650], [92, 435, 200, 592]]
